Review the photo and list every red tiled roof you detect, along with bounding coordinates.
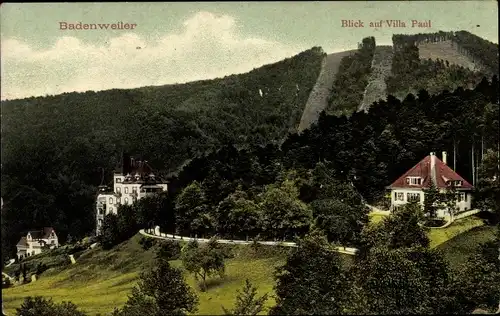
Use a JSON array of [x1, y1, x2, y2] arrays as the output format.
[[388, 155, 473, 190]]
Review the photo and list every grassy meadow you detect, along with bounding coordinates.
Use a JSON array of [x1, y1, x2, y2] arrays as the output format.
[[3, 214, 495, 315], [436, 225, 497, 271], [2, 235, 288, 315]]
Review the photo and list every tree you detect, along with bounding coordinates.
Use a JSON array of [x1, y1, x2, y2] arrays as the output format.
[[222, 279, 268, 315], [181, 238, 226, 291], [476, 149, 500, 218], [155, 239, 181, 261], [21, 263, 28, 283], [360, 202, 429, 252], [113, 259, 198, 316], [98, 213, 120, 250], [310, 162, 369, 246], [269, 230, 349, 315], [116, 204, 138, 241], [448, 253, 500, 313], [423, 181, 440, 218], [175, 181, 209, 236], [226, 195, 261, 240], [16, 296, 87, 316], [351, 246, 453, 314], [258, 179, 312, 240], [441, 185, 459, 218]]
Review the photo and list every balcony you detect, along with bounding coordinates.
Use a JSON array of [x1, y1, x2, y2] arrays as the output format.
[[114, 191, 122, 198]]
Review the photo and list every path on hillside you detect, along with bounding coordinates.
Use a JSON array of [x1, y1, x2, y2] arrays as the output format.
[[139, 229, 359, 255], [297, 50, 356, 133], [359, 46, 394, 112], [418, 40, 480, 71]]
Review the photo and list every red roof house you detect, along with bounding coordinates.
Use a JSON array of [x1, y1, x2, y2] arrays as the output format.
[[388, 152, 474, 216], [388, 152, 473, 190]]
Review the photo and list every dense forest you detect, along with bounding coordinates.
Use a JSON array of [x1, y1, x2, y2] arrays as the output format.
[[1, 33, 499, 262], [326, 37, 376, 115], [93, 75, 498, 249], [0, 47, 325, 259]]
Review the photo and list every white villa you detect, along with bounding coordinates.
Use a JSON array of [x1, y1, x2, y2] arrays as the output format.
[[387, 151, 474, 217], [16, 227, 59, 260], [95, 154, 168, 235]]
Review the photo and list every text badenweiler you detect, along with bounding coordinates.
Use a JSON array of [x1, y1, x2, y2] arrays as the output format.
[[59, 22, 138, 30]]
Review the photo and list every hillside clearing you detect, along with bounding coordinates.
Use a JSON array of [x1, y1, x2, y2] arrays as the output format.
[[298, 50, 356, 132], [359, 46, 393, 112], [2, 234, 354, 315], [418, 40, 479, 71], [427, 215, 485, 248]]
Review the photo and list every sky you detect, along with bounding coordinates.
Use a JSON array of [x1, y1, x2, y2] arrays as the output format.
[[1, 1, 498, 100]]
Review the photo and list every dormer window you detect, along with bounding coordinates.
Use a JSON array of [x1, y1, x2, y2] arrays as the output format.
[[116, 178, 121, 183], [135, 173, 140, 181], [406, 177, 422, 185], [446, 180, 463, 187]]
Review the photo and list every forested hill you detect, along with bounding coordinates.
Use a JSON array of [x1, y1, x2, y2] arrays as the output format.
[[393, 30, 499, 75], [384, 31, 497, 100], [1, 31, 498, 259], [0, 47, 324, 256]]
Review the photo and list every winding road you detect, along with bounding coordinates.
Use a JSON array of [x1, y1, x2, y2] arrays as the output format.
[[139, 229, 359, 255]]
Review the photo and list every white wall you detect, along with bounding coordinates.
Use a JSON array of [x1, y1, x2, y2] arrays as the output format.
[[95, 175, 168, 235], [391, 188, 425, 207], [390, 188, 473, 217]]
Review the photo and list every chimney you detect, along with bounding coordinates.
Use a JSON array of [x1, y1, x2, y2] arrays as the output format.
[[122, 152, 131, 175], [430, 152, 437, 186], [442, 151, 447, 165]]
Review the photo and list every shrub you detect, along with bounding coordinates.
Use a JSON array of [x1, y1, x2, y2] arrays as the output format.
[[156, 239, 182, 260], [36, 262, 48, 275], [16, 296, 87, 316], [2, 276, 11, 288], [138, 236, 157, 251]]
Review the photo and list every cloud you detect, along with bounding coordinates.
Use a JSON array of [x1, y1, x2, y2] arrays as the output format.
[[1, 12, 304, 100]]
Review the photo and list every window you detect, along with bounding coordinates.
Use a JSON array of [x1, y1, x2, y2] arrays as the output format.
[[407, 192, 421, 202], [109, 197, 113, 204], [109, 207, 113, 213], [125, 187, 129, 194], [132, 187, 137, 193], [397, 192, 404, 201], [406, 177, 422, 185], [116, 178, 121, 183], [51, 240, 55, 244], [116, 187, 121, 193], [457, 193, 466, 202], [447, 180, 463, 187], [116, 198, 121, 204]]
